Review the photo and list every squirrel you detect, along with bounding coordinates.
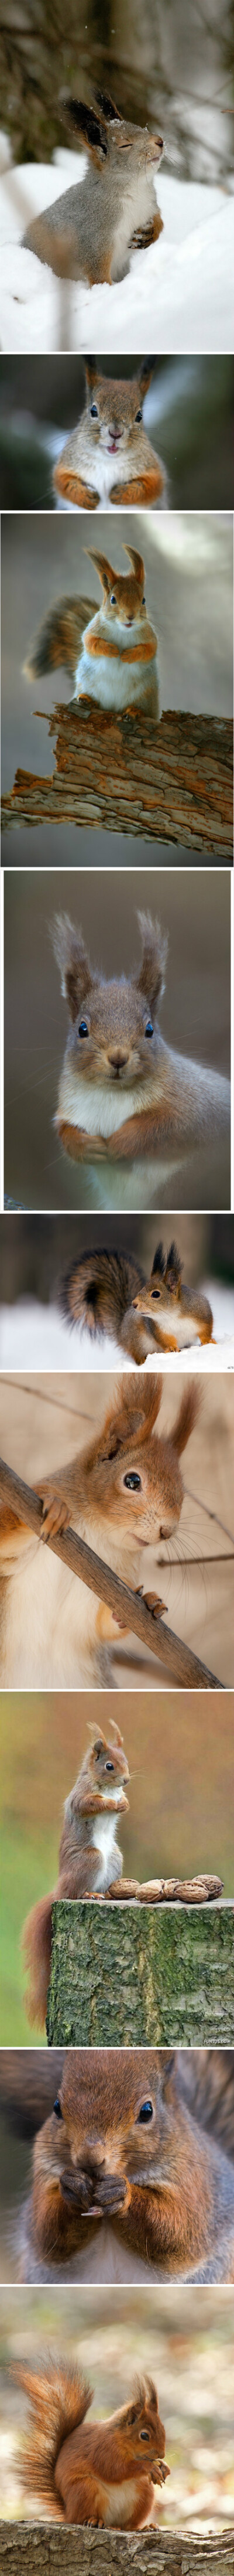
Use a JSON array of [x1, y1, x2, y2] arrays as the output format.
[[25, 545, 159, 720], [60, 1239, 214, 1361], [48, 908, 230, 1174], [54, 359, 166, 513], [22, 89, 164, 284], [0, 1370, 199, 1689], [13, 2355, 168, 2524], [22, 1720, 222, 2032], [16, 2048, 234, 2286]]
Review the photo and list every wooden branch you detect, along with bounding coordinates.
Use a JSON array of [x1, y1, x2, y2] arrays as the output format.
[[1, 2525, 233, 2572], [47, 1896, 234, 2046], [1, 703, 233, 850], [0, 1454, 221, 1690]]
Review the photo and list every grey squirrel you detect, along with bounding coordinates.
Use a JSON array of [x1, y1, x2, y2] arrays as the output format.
[[13, 2048, 234, 2286], [54, 359, 167, 512], [61, 1239, 214, 1359], [50, 908, 230, 1173], [23, 89, 164, 284], [13, 2356, 168, 2525], [25, 545, 159, 720], [22, 1719, 222, 2030]]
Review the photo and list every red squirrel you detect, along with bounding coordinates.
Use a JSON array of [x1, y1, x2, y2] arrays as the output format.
[[25, 546, 160, 719], [54, 358, 167, 512], [22, 1720, 222, 2031], [20, 2048, 234, 2286], [13, 2354, 168, 2526], [61, 1238, 214, 1360]]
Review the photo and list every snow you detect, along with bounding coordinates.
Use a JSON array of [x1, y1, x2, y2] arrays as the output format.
[[0, 156, 233, 353], [0, 1285, 233, 1373]]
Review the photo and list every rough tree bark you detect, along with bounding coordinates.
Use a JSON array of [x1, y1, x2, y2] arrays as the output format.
[[47, 1898, 234, 2048], [0, 1455, 221, 1690], [1, 2530, 234, 2574], [1, 705, 233, 852]]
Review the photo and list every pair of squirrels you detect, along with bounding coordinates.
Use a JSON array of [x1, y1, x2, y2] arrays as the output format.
[[54, 359, 166, 514], [47, 909, 229, 1178], [22, 1721, 222, 2033], [0, 1370, 200, 1688], [23, 88, 164, 287], [8, 2039, 234, 2288], [62, 1237, 215, 1357]]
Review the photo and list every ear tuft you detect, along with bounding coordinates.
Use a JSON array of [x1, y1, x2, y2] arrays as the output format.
[[139, 359, 154, 397], [85, 358, 97, 392], [95, 87, 121, 122], [86, 1725, 107, 1751], [98, 1373, 163, 1461], [165, 1241, 182, 1287], [52, 914, 93, 1023], [85, 549, 112, 596], [109, 1720, 125, 1747], [124, 546, 144, 590], [60, 96, 108, 156], [152, 1242, 166, 1280], [137, 910, 168, 1012], [171, 1381, 201, 1461]]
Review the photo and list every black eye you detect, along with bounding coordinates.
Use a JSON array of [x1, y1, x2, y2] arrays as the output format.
[[111, 591, 116, 604], [145, 1020, 153, 1037], [54, 2098, 63, 2119], [123, 1472, 142, 1490], [105, 1760, 115, 1771], [152, 1289, 160, 1299], [142, 593, 146, 603], [78, 1020, 88, 1036], [90, 403, 98, 416], [135, 408, 142, 421], [140, 2429, 150, 2441], [137, 2099, 153, 2123]]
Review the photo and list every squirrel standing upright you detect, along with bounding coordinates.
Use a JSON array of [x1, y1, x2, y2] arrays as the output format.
[[22, 90, 164, 284], [18, 2048, 234, 2286], [14, 2356, 168, 2526], [54, 359, 166, 512], [61, 1238, 214, 1359], [25, 546, 159, 720], [49, 907, 230, 1176]]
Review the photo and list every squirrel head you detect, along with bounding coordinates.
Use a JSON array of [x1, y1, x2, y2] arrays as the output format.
[[53, 908, 166, 1091], [76, 1721, 129, 1796], [61, 90, 164, 179], [46, 2045, 179, 2266], [84, 359, 154, 454], [133, 1240, 184, 1317], [85, 542, 150, 632], [82, 1372, 200, 1548]]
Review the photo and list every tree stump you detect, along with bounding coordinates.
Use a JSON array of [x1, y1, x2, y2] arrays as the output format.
[[46, 1898, 234, 2048], [1, 705, 233, 852], [1, 2531, 233, 2574]]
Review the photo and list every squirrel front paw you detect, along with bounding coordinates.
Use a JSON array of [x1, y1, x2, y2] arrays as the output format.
[[60, 2169, 94, 2211], [135, 1584, 167, 1618], [39, 1488, 71, 1542]]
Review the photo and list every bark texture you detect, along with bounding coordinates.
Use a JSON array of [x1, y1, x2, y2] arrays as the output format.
[[1, 706, 233, 851], [1, 2530, 234, 2574], [47, 1898, 234, 2047]]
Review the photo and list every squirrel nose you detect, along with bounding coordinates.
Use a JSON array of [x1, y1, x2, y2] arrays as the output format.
[[160, 1521, 174, 1540], [108, 1047, 129, 1068]]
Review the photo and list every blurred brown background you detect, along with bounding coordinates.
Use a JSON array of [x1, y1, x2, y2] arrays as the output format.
[[1, 2284, 233, 2529], [1, 1685, 234, 2044], [4, 867, 231, 1210]]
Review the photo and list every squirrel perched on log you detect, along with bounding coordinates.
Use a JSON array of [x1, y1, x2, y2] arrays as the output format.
[[12, 2047, 234, 2286], [13, 2354, 168, 2526], [21, 1720, 222, 2031]]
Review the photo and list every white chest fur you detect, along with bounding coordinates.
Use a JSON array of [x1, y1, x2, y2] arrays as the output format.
[[57, 1066, 157, 1140], [101, 2476, 140, 2527], [91, 1808, 118, 1867]]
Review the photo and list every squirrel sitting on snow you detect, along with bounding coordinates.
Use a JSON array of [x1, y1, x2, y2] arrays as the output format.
[[23, 89, 164, 285], [54, 359, 166, 512], [61, 1237, 214, 1359]]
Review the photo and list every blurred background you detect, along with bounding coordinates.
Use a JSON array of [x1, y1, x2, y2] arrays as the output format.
[[0, 358, 233, 512], [1, 2284, 234, 2529], [0, 1214, 233, 1367], [4, 867, 231, 1210], [1, 0, 233, 183], [1, 1685, 234, 2044], [2, 509, 232, 868]]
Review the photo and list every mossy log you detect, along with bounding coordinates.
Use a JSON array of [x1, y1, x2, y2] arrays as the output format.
[[1, 705, 233, 852], [1, 2532, 234, 2574], [46, 1898, 234, 2048]]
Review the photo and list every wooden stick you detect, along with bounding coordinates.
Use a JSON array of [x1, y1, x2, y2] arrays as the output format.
[[0, 1452, 221, 1687], [1, 703, 233, 851]]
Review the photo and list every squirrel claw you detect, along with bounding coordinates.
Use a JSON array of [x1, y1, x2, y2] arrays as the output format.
[[40, 1492, 71, 1542], [135, 1585, 167, 1618]]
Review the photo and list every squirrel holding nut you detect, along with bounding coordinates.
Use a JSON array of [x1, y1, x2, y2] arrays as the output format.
[[13, 2354, 168, 2525], [54, 359, 166, 512], [23, 89, 164, 284], [61, 1238, 214, 1359], [15, 2048, 234, 2286], [22, 1720, 222, 2031]]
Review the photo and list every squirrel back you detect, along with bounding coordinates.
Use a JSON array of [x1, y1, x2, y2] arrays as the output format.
[[23, 92, 164, 284], [54, 359, 167, 512]]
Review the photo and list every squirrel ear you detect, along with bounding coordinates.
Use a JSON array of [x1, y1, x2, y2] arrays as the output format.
[[95, 87, 121, 122], [139, 359, 154, 396], [85, 549, 112, 596], [164, 1240, 183, 1288], [85, 358, 97, 392], [52, 914, 94, 1022], [137, 910, 168, 1011], [100, 1374, 163, 1459], [124, 546, 144, 591], [87, 1724, 107, 1751], [60, 97, 108, 159], [109, 1719, 124, 1747], [170, 1382, 201, 1461], [152, 1243, 166, 1280]]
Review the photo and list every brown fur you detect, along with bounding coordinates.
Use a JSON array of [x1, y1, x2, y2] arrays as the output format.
[[14, 2352, 167, 2524], [25, 2048, 234, 2282], [133, 1240, 214, 1349], [51, 907, 230, 1170], [54, 361, 166, 512], [22, 1724, 129, 2027], [23, 95, 164, 285]]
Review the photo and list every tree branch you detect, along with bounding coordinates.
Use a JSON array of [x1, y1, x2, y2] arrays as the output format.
[[1, 2524, 233, 2572], [1, 705, 233, 852], [0, 1453, 221, 1688]]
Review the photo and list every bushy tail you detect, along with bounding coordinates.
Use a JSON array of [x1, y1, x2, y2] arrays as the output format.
[[60, 1247, 142, 1338], [171, 1380, 201, 1460], [22, 1896, 54, 2029], [180, 2051, 234, 2163], [14, 2354, 92, 2519], [23, 594, 95, 682]]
